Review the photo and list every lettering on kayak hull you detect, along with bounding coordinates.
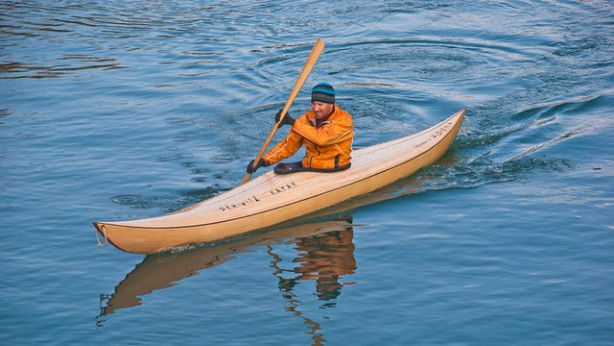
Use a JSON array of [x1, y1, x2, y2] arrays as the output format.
[[219, 195, 261, 212], [218, 181, 298, 212], [270, 182, 297, 195]]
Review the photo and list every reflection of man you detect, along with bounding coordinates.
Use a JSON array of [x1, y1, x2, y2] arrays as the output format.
[[292, 229, 356, 301]]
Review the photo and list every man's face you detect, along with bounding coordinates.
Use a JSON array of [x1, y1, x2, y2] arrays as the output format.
[[312, 101, 334, 119]]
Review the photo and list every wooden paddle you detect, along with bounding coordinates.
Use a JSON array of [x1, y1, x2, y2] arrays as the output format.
[[241, 38, 325, 185]]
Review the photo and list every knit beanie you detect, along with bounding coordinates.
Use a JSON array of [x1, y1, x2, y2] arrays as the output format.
[[311, 83, 335, 104]]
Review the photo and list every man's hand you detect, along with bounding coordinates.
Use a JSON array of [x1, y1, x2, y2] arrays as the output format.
[[275, 109, 295, 128], [246, 159, 265, 173]]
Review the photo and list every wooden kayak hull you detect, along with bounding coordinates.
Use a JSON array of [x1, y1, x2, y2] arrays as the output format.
[[94, 109, 466, 254]]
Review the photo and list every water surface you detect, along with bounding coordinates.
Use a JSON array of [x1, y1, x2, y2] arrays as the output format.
[[1, 0, 613, 344]]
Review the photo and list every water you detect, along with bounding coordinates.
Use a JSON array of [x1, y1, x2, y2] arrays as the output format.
[[1, 0, 613, 344]]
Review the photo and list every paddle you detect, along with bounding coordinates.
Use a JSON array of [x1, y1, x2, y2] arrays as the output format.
[[241, 38, 326, 185]]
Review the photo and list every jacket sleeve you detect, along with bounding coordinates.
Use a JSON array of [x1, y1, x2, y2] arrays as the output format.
[[291, 112, 353, 146], [262, 129, 304, 166]]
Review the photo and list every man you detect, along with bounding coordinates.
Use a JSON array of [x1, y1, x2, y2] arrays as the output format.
[[247, 83, 354, 175]]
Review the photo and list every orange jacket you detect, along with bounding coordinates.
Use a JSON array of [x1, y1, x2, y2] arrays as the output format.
[[263, 105, 354, 170]]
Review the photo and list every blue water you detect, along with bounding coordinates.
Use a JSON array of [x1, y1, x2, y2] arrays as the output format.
[[2, 0, 613, 344]]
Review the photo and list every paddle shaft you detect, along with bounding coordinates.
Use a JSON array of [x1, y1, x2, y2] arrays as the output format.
[[241, 38, 325, 185]]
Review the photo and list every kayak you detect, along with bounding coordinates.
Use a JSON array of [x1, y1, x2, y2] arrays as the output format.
[[94, 109, 466, 254], [94, 108, 467, 254]]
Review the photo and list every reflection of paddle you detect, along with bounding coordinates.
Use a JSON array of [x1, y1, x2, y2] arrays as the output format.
[[242, 38, 325, 185]]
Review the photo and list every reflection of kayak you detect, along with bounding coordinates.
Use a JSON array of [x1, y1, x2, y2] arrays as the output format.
[[94, 109, 467, 254], [99, 217, 355, 316]]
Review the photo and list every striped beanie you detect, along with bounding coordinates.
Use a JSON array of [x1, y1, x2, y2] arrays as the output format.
[[311, 83, 335, 104]]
